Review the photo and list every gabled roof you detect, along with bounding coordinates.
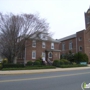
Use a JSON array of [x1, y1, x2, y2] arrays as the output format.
[[59, 34, 76, 42], [30, 31, 60, 43]]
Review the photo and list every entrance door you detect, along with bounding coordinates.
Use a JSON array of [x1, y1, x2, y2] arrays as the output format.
[[42, 52, 46, 60]]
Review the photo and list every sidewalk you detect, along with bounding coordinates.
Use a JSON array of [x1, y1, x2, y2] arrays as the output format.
[[0, 65, 90, 75]]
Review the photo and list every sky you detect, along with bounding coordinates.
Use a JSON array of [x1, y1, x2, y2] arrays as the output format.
[[0, 0, 90, 39]]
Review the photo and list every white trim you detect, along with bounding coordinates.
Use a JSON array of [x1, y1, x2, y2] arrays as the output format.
[[32, 40, 36, 47], [48, 52, 52, 58], [32, 51, 36, 59], [51, 43, 54, 49], [69, 41, 73, 50], [62, 43, 65, 51], [42, 42, 46, 48]]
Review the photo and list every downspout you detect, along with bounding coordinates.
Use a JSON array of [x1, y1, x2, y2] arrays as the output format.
[[24, 40, 26, 66], [76, 34, 78, 53]]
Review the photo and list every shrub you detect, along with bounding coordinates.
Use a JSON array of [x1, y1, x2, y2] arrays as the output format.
[[0, 63, 2, 70], [33, 60, 42, 66], [60, 60, 64, 65], [36, 59, 42, 64], [53, 60, 60, 67], [60, 59, 70, 65], [2, 58, 8, 64], [82, 53, 88, 63], [74, 52, 88, 63], [3, 64, 24, 68], [26, 61, 33, 66], [60, 64, 87, 68], [72, 62, 77, 65]]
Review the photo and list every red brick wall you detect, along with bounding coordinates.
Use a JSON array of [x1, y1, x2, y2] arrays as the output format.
[[85, 27, 90, 62], [25, 39, 60, 62], [76, 30, 85, 53], [52, 51, 60, 60], [60, 38, 76, 54]]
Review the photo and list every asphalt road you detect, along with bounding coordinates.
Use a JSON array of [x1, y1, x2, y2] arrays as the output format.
[[0, 69, 90, 90]]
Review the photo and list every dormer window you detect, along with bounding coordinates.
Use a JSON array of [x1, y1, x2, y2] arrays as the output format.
[[41, 34, 47, 40], [32, 40, 36, 47]]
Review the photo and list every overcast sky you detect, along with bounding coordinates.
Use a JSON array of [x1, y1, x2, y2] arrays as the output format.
[[0, 0, 90, 39]]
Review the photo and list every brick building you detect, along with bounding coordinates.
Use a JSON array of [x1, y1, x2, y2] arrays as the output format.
[[22, 32, 60, 64], [18, 7, 90, 64], [59, 7, 90, 63]]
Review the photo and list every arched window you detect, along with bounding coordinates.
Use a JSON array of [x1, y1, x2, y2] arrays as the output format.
[[48, 52, 52, 58]]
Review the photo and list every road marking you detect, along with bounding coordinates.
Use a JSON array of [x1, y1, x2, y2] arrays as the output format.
[[0, 72, 90, 83]]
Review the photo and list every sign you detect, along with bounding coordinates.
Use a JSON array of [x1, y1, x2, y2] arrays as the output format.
[[80, 62, 87, 65], [81, 82, 90, 90]]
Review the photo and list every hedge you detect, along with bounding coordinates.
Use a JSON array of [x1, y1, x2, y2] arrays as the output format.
[[0, 64, 2, 70], [2, 65, 56, 70], [60, 64, 87, 68], [53, 60, 60, 67], [3, 63, 24, 68]]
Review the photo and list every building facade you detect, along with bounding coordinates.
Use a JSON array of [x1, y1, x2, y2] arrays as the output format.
[[18, 32, 61, 64], [59, 7, 90, 63], [17, 7, 90, 64], [59, 30, 85, 54]]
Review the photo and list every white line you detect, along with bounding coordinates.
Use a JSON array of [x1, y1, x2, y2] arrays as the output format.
[[0, 72, 90, 83]]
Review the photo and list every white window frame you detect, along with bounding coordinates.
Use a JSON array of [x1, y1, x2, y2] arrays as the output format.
[[62, 43, 65, 51], [42, 42, 46, 48], [32, 51, 36, 59], [69, 41, 73, 50], [48, 52, 52, 58], [41, 34, 47, 40], [32, 40, 36, 47], [51, 43, 54, 49], [42, 52, 45, 57]]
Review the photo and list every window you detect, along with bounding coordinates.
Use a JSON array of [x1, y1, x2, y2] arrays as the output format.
[[69, 41, 73, 50], [51, 43, 54, 49], [62, 43, 65, 51], [41, 34, 47, 40], [48, 52, 52, 58], [79, 46, 82, 51], [42, 42, 46, 48], [42, 52, 45, 57], [32, 51, 36, 59], [86, 16, 90, 24], [32, 40, 36, 47], [78, 37, 82, 41]]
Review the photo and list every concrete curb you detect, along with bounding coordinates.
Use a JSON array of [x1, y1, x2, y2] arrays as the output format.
[[0, 66, 90, 75]]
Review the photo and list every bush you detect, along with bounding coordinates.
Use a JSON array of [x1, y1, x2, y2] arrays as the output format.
[[33, 60, 42, 66], [60, 60, 64, 65], [60, 59, 70, 65], [74, 52, 88, 63], [60, 64, 87, 68], [53, 60, 60, 67], [26, 61, 33, 66], [0, 63, 2, 70], [36, 59, 42, 64], [2, 58, 8, 64], [82, 53, 88, 63], [2, 65, 56, 70], [72, 62, 77, 65], [3, 63, 24, 68]]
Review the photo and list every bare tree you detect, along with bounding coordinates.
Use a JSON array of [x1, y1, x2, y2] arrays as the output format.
[[0, 13, 49, 63]]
